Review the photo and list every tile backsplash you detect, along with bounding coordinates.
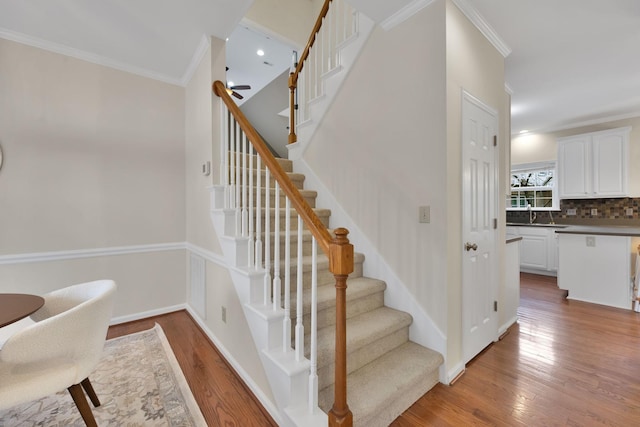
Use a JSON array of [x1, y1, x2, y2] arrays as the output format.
[[507, 198, 640, 226]]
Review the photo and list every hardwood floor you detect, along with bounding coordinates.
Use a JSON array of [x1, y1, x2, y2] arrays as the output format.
[[392, 273, 640, 426], [108, 273, 640, 426]]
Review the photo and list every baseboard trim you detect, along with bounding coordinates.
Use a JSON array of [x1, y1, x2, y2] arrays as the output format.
[[110, 304, 187, 326], [499, 316, 518, 336], [447, 362, 466, 385]]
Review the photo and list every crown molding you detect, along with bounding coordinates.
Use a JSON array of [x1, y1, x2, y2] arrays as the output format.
[[180, 34, 211, 86], [528, 110, 640, 135], [0, 27, 183, 86], [451, 0, 511, 58], [381, 0, 437, 31], [504, 83, 514, 95]]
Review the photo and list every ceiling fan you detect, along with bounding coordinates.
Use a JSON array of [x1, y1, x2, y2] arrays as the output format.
[[225, 67, 251, 100]]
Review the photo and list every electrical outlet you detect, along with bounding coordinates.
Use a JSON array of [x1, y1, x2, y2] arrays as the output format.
[[567, 208, 577, 216], [221, 306, 227, 323], [626, 207, 634, 216], [586, 236, 596, 247], [419, 206, 430, 223], [591, 208, 598, 216]]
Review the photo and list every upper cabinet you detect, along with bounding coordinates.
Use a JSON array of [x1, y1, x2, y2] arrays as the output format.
[[557, 126, 631, 199]]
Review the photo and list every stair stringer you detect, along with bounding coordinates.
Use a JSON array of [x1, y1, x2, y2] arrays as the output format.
[[288, 159, 450, 383], [209, 185, 327, 427], [288, 12, 376, 160]]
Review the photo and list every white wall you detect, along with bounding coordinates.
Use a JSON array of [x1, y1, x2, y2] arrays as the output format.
[[244, 0, 318, 48], [304, 2, 448, 334], [300, 0, 507, 377], [0, 38, 186, 318]]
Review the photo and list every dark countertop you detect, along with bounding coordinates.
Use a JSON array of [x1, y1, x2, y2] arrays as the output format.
[[553, 225, 640, 237], [506, 222, 569, 229], [507, 222, 640, 236]]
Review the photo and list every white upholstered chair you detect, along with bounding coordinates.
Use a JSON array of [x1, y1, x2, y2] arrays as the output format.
[[0, 280, 116, 427]]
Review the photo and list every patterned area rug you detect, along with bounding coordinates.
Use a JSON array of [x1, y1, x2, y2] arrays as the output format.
[[0, 324, 207, 426]]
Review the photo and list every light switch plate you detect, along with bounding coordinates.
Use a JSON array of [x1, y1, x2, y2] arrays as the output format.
[[567, 208, 577, 216], [626, 207, 634, 216], [590, 208, 598, 216], [419, 206, 430, 223]]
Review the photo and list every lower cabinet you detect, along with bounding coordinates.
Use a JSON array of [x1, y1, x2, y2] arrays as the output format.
[[507, 226, 559, 275]]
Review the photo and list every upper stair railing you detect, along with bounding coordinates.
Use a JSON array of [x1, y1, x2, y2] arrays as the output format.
[[213, 80, 354, 426], [288, 0, 358, 144]]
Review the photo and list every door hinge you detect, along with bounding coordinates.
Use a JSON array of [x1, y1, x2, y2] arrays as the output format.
[[493, 218, 498, 229], [493, 135, 497, 147], [494, 301, 498, 312]]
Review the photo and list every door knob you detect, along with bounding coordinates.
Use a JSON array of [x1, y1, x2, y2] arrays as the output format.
[[465, 242, 478, 251]]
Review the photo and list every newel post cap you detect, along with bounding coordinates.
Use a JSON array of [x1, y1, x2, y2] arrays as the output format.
[[330, 228, 354, 276]]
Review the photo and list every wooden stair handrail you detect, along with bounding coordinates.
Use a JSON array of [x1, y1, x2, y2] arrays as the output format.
[[288, 0, 332, 144], [213, 78, 353, 427], [213, 80, 333, 254]]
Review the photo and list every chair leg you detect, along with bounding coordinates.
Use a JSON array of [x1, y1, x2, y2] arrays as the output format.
[[67, 383, 98, 427], [81, 377, 101, 407]]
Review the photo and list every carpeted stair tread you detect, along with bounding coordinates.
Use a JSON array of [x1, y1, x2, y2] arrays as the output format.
[[320, 341, 444, 427], [275, 252, 365, 273], [291, 277, 386, 316], [315, 306, 412, 368]]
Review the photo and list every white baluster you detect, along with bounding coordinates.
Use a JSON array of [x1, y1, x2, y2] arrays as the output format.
[[255, 156, 263, 271], [283, 197, 292, 352], [327, 3, 334, 71], [308, 237, 318, 412], [273, 183, 281, 311], [248, 143, 254, 268], [221, 105, 229, 208], [229, 119, 236, 210], [295, 215, 304, 361], [235, 123, 241, 235], [241, 134, 248, 238], [264, 168, 272, 306]]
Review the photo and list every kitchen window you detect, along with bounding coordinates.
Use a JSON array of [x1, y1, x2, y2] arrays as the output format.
[[508, 162, 558, 210]]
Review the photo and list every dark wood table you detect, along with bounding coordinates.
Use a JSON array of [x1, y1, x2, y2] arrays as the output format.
[[0, 293, 45, 328]]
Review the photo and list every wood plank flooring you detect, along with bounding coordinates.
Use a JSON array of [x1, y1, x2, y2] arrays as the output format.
[[392, 273, 640, 426], [108, 273, 640, 426]]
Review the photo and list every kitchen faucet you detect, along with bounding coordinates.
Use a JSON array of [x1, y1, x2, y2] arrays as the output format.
[[527, 204, 537, 224]]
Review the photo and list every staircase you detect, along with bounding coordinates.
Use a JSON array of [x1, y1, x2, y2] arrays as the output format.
[[209, 1, 443, 425], [209, 155, 443, 426]]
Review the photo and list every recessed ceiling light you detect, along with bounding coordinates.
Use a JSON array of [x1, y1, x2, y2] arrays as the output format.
[[257, 49, 265, 56]]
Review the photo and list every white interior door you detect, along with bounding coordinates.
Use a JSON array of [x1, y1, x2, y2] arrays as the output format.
[[462, 91, 498, 364]]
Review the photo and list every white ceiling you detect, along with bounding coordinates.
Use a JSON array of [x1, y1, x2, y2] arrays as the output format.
[[225, 24, 296, 106], [1, 0, 638, 134], [468, 0, 640, 134], [0, 0, 253, 85]]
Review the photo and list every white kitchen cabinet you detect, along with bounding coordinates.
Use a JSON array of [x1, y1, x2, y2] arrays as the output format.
[[557, 126, 631, 199], [558, 233, 639, 310], [506, 226, 560, 275], [519, 227, 549, 270], [503, 237, 521, 334]]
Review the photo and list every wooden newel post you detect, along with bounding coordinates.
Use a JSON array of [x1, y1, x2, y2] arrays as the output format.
[[288, 72, 297, 144], [328, 227, 353, 427]]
